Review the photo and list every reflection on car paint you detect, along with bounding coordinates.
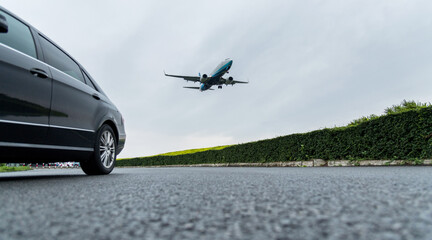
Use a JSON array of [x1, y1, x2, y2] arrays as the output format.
[[0, 93, 68, 117]]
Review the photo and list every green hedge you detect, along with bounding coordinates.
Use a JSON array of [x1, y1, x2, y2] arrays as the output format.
[[117, 107, 432, 167]]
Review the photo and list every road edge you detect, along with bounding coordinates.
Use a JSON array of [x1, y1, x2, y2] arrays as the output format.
[[117, 159, 432, 168]]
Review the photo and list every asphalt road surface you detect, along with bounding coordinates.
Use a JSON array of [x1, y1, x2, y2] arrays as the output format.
[[0, 167, 432, 240]]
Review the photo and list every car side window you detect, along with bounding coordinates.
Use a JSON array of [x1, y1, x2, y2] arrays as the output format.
[[38, 35, 84, 83], [82, 71, 98, 91], [0, 10, 37, 58]]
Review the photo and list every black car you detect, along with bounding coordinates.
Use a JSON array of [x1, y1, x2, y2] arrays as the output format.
[[0, 6, 126, 175]]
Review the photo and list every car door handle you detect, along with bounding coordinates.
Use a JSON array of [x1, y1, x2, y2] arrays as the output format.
[[30, 68, 48, 79], [92, 93, 100, 100]]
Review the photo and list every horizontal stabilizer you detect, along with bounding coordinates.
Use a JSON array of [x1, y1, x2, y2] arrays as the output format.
[[183, 86, 214, 91]]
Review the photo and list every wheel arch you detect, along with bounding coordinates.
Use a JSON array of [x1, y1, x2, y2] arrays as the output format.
[[101, 119, 119, 145], [95, 107, 125, 155]]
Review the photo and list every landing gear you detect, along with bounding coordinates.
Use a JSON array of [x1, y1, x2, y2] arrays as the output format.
[[218, 86, 222, 89]]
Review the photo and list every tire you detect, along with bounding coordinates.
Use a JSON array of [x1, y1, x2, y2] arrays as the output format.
[[81, 124, 117, 175]]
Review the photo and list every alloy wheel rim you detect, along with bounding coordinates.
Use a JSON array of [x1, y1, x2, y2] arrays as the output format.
[[99, 130, 115, 168]]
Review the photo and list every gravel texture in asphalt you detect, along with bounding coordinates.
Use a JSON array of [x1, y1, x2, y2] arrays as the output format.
[[0, 167, 432, 240]]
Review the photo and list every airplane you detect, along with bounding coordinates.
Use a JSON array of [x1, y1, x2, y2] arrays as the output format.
[[164, 58, 248, 91]]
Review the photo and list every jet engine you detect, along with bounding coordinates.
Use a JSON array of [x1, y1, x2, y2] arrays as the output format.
[[200, 74, 208, 83], [226, 76, 234, 84]]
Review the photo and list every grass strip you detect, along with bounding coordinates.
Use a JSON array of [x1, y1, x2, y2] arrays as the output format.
[[0, 165, 32, 173]]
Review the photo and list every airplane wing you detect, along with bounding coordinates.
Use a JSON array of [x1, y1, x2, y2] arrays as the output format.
[[221, 77, 249, 85], [232, 80, 248, 84], [164, 71, 201, 82]]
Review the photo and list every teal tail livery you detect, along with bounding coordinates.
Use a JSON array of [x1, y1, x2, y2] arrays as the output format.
[[164, 58, 248, 92]]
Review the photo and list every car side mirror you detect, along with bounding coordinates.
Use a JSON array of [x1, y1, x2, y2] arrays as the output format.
[[0, 13, 8, 33]]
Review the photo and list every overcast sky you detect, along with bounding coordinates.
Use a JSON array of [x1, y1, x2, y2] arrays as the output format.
[[2, 0, 432, 158]]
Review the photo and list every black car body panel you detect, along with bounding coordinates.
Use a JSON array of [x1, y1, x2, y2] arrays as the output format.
[[0, 6, 126, 163]]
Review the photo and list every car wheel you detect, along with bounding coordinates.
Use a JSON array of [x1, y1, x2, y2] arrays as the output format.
[[81, 124, 116, 175]]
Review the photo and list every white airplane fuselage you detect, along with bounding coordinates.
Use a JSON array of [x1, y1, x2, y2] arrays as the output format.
[[164, 58, 247, 91], [199, 59, 233, 91]]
